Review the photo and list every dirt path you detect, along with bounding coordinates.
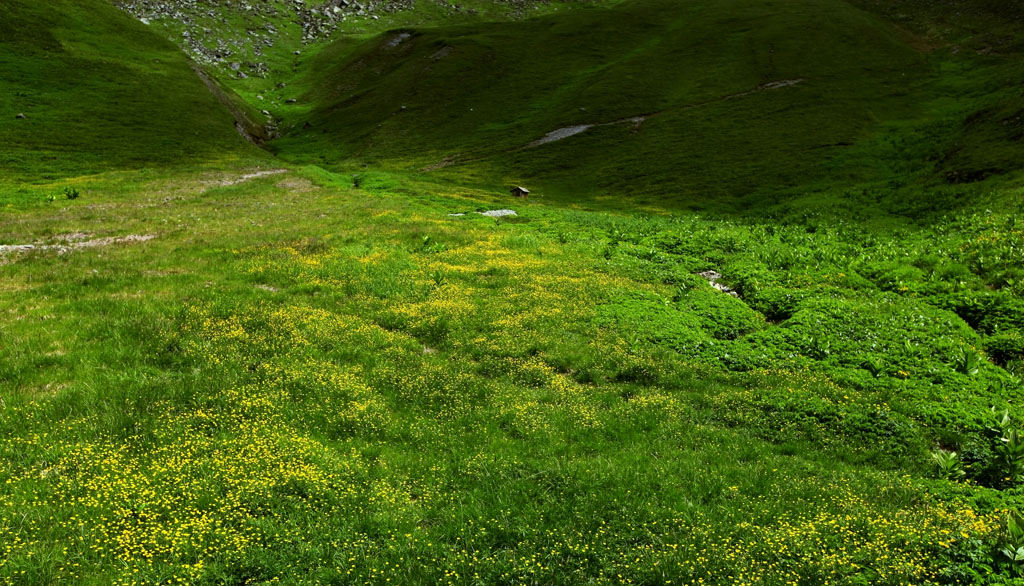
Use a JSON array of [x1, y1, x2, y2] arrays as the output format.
[[0, 234, 156, 263], [217, 169, 290, 186]]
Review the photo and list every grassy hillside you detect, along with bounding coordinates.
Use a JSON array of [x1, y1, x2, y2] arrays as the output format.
[[2, 0, 1023, 584], [109, 0, 619, 133], [269, 0, 1023, 211], [0, 0, 264, 183]]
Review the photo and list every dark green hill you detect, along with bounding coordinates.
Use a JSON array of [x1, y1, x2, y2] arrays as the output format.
[[272, 0, 1023, 210], [0, 0, 263, 183]]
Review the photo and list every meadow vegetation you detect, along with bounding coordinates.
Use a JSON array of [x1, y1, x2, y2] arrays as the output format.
[[1, 0, 1023, 584], [2, 165, 1022, 584]]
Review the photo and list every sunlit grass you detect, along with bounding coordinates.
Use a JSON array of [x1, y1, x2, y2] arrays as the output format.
[[1, 165, 1022, 584]]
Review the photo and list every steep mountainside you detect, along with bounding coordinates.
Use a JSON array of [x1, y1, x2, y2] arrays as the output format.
[[0, 0, 263, 183], [107, 0, 617, 144]]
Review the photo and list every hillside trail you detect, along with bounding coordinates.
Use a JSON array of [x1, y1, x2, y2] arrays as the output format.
[[215, 169, 290, 186], [0, 234, 156, 264]]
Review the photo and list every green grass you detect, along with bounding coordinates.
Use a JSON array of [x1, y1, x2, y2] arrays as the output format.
[[2, 0, 1024, 583], [2, 165, 1023, 584], [0, 0, 266, 183], [266, 0, 1024, 212]]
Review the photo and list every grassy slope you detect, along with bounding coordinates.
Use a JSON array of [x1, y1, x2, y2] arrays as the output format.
[[271, 0, 1023, 211], [0, 0, 264, 184]]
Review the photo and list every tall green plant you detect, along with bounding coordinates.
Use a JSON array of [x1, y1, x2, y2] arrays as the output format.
[[1002, 512, 1024, 577], [956, 346, 984, 376], [992, 409, 1024, 485], [931, 449, 966, 480]]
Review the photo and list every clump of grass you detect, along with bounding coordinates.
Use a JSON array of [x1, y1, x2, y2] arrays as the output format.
[[955, 346, 986, 376]]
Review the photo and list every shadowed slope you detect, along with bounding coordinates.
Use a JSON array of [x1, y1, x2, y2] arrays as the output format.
[[274, 0, 1023, 210]]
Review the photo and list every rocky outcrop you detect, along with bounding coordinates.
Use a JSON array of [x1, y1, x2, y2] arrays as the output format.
[[113, 0, 414, 77]]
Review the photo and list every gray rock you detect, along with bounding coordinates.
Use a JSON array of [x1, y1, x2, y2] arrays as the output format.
[[697, 270, 739, 297], [477, 209, 517, 218]]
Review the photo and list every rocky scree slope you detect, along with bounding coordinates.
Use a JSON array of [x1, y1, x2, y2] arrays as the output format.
[[112, 0, 590, 80], [113, 0, 399, 77]]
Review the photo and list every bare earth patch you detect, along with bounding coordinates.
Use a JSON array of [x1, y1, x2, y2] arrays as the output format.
[[386, 32, 411, 48], [206, 169, 290, 187], [0, 234, 157, 263], [525, 116, 647, 148]]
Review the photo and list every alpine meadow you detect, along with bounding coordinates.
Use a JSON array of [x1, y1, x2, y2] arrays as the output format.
[[1, 0, 1023, 584]]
